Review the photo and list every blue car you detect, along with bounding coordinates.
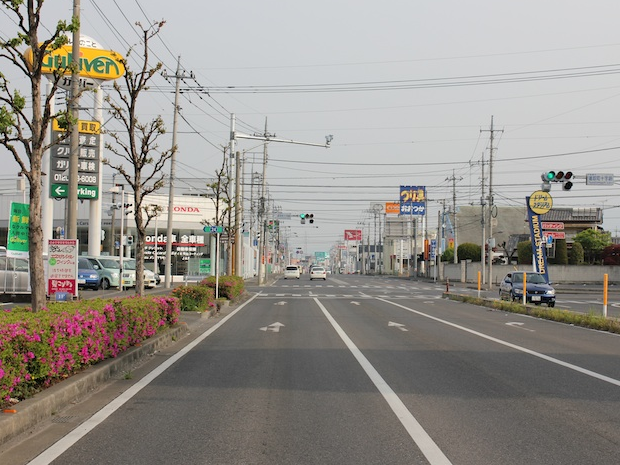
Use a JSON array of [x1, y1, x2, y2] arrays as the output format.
[[78, 257, 101, 291], [499, 271, 555, 307]]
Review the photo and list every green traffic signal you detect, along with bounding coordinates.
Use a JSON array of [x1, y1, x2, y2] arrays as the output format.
[[300, 213, 306, 219], [544, 171, 555, 181]]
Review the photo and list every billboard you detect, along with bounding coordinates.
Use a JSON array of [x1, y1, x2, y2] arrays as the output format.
[[344, 230, 362, 241], [399, 186, 426, 215]]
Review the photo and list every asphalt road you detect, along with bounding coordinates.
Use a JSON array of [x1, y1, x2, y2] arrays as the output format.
[[2, 275, 620, 464]]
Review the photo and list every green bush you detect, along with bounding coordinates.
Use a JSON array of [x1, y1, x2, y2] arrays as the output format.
[[568, 241, 584, 265], [457, 243, 481, 262], [517, 241, 532, 265], [171, 285, 215, 312], [550, 239, 568, 265], [441, 248, 454, 262], [199, 275, 245, 300]]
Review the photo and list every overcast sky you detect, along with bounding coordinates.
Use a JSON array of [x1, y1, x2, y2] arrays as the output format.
[[3, 0, 620, 254]]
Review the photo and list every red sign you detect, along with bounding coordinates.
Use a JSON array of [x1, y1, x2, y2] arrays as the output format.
[[47, 239, 78, 297], [344, 229, 362, 241], [542, 222, 564, 230], [543, 231, 565, 239]]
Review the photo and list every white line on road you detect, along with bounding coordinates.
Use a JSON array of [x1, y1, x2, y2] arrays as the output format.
[[28, 293, 262, 465], [314, 298, 453, 465], [378, 297, 620, 388]]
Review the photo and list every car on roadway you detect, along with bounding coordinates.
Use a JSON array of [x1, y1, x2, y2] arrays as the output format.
[[77, 257, 101, 291], [122, 258, 158, 289], [284, 265, 300, 279], [309, 266, 327, 280], [499, 271, 556, 307], [0, 248, 30, 295]]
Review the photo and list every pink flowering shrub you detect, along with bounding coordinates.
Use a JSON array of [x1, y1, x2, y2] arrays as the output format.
[[0, 296, 180, 406], [199, 275, 245, 300]]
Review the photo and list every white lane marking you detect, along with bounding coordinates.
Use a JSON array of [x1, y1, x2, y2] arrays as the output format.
[[29, 293, 262, 465], [260, 322, 285, 332], [314, 298, 452, 465], [378, 297, 620, 388], [506, 322, 535, 332], [388, 321, 408, 331]]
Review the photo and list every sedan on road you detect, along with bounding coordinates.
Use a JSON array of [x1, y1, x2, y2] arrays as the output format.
[[309, 266, 327, 280], [499, 271, 556, 307], [284, 265, 300, 279]]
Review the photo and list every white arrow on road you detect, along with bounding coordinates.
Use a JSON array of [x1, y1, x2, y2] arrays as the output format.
[[388, 321, 408, 331], [274, 301, 287, 306], [351, 301, 360, 306], [506, 322, 535, 332], [260, 322, 285, 333]]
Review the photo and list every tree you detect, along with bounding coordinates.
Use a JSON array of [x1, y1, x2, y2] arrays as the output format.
[[457, 243, 481, 262], [0, 2, 77, 310], [601, 244, 620, 265], [549, 238, 568, 265], [104, 21, 172, 296], [201, 148, 232, 276], [568, 241, 584, 265], [573, 228, 611, 264], [441, 247, 454, 262], [517, 241, 531, 265]]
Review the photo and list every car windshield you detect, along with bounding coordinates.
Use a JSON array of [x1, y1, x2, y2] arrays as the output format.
[[514, 273, 547, 284], [312, 267, 325, 272], [78, 258, 94, 270], [286, 266, 298, 271], [98, 258, 121, 269], [123, 260, 136, 270]]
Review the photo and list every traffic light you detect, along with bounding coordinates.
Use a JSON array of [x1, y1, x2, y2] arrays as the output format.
[[541, 171, 573, 190], [307, 213, 314, 224], [300, 213, 306, 224]]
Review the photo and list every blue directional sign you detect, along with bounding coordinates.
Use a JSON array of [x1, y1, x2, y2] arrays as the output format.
[[203, 225, 224, 234]]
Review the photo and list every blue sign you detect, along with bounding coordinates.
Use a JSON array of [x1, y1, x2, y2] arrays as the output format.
[[399, 185, 426, 216], [525, 196, 550, 283], [430, 239, 437, 260]]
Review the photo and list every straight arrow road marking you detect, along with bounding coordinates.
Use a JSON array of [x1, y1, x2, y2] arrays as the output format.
[[388, 321, 408, 331], [260, 322, 285, 332], [351, 301, 361, 305]]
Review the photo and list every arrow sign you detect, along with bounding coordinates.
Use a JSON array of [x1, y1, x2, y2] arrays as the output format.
[[388, 321, 408, 331], [350, 301, 360, 306], [260, 322, 285, 333], [506, 322, 534, 332], [274, 301, 287, 306]]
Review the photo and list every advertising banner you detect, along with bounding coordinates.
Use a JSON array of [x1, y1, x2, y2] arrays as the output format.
[[7, 202, 29, 258], [399, 186, 426, 215], [344, 230, 362, 241], [47, 239, 79, 297], [525, 196, 550, 283]]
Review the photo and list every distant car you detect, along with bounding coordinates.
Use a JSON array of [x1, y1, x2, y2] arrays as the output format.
[[310, 266, 327, 280], [85, 256, 121, 290], [119, 258, 157, 289], [499, 271, 556, 307], [284, 265, 300, 279], [77, 257, 100, 291]]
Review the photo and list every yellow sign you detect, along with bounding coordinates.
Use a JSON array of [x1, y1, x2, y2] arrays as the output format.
[[24, 45, 125, 81], [52, 119, 100, 134], [528, 190, 553, 214]]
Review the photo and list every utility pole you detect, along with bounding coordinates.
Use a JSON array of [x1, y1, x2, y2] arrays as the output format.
[[66, 0, 81, 239], [481, 116, 503, 289], [446, 170, 462, 264], [164, 57, 193, 288], [480, 153, 486, 285], [232, 115, 331, 283]]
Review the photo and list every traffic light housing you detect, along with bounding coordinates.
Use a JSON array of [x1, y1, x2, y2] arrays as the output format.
[[300, 213, 314, 224], [300, 213, 306, 224], [541, 171, 573, 190]]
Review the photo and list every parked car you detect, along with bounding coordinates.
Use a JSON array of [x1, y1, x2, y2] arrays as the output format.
[[284, 265, 300, 279], [0, 250, 30, 295], [77, 257, 101, 291], [122, 258, 157, 288], [499, 271, 556, 307], [85, 256, 121, 290], [310, 266, 327, 280]]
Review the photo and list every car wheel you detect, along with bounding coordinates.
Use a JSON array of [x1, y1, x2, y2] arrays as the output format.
[[102, 278, 111, 290], [548, 302, 555, 308], [323, 278, 326, 280]]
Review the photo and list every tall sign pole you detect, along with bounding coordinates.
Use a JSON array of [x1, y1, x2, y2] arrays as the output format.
[[67, 0, 81, 239]]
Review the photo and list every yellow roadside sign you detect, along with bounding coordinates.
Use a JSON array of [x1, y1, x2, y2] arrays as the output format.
[[528, 190, 553, 214]]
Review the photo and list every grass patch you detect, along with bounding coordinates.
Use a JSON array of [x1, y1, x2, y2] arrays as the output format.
[[444, 292, 620, 334]]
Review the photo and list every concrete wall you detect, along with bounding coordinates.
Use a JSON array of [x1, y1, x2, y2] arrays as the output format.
[[442, 262, 620, 285]]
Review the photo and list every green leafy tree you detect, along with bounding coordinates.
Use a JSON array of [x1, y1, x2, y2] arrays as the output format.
[[573, 229, 611, 264], [457, 243, 481, 262], [568, 241, 584, 265], [0, 2, 78, 310], [517, 241, 532, 265], [441, 247, 454, 262], [549, 239, 568, 265]]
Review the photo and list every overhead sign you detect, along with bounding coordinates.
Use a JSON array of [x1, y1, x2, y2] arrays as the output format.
[[528, 190, 553, 215], [399, 186, 426, 216], [586, 173, 614, 186], [344, 229, 362, 241], [24, 41, 125, 90]]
